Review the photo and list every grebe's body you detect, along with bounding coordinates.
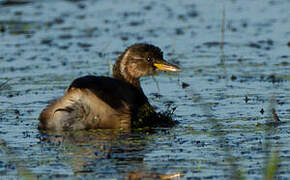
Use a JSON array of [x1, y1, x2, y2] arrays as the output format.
[[39, 44, 180, 131]]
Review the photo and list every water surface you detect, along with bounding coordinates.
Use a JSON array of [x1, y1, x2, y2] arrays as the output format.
[[0, 0, 289, 179]]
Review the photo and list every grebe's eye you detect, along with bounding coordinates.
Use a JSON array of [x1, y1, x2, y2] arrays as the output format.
[[147, 57, 152, 62]]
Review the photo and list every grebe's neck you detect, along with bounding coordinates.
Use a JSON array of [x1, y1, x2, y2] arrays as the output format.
[[113, 54, 141, 90]]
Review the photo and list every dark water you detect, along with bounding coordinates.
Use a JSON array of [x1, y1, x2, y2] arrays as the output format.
[[0, 0, 289, 179]]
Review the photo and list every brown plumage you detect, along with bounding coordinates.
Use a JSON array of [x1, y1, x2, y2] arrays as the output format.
[[39, 43, 180, 131]]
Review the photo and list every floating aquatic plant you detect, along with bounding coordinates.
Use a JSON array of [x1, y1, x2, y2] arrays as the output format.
[[132, 103, 178, 130]]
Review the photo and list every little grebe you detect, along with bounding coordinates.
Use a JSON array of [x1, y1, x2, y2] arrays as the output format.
[[39, 43, 180, 131]]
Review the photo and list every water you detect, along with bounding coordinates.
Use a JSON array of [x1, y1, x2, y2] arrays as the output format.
[[0, 0, 289, 179]]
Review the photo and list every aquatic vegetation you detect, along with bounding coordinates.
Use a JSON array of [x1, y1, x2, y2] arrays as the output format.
[[133, 103, 177, 130]]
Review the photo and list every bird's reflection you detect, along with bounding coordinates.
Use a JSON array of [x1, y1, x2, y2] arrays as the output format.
[[39, 129, 152, 177]]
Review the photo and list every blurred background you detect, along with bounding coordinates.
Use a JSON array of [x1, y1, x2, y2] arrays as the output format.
[[0, 0, 289, 179]]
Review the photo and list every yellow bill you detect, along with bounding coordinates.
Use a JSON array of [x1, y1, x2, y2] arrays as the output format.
[[153, 62, 181, 72]]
